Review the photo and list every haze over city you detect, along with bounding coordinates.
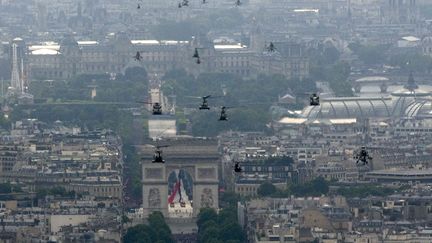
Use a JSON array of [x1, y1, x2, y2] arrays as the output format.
[[2, 0, 432, 242]]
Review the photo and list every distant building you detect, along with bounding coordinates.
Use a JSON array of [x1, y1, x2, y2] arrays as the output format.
[[26, 33, 309, 80], [234, 161, 297, 197], [366, 169, 432, 183], [381, 0, 419, 24]]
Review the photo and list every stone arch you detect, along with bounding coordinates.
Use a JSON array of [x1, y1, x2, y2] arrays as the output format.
[[142, 163, 219, 218]]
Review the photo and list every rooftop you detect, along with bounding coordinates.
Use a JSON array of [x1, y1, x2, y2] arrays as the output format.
[[214, 44, 247, 50], [368, 169, 432, 176]]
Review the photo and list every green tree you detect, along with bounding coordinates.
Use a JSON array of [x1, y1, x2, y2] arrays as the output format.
[[197, 206, 246, 243], [123, 66, 148, 83], [348, 42, 390, 65], [322, 46, 340, 64], [124, 211, 173, 243], [200, 220, 218, 233], [218, 207, 237, 226], [219, 191, 240, 208], [123, 224, 156, 243], [257, 181, 277, 197], [311, 61, 352, 97], [0, 183, 12, 194], [219, 222, 245, 242], [199, 226, 220, 243], [289, 177, 329, 197], [311, 177, 329, 194], [197, 208, 218, 229]]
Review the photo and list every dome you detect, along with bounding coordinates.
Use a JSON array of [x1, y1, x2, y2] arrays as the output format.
[[299, 74, 432, 120], [390, 95, 424, 117], [302, 97, 392, 119], [355, 76, 389, 83], [12, 37, 23, 43], [403, 100, 432, 117], [391, 88, 429, 97]]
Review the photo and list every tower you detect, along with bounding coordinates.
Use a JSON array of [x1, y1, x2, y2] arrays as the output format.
[[250, 24, 264, 53], [7, 38, 33, 103], [10, 43, 21, 94], [9, 38, 25, 95], [405, 71, 418, 92]]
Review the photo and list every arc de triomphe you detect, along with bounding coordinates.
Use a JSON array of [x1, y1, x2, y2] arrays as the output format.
[[140, 138, 219, 218]]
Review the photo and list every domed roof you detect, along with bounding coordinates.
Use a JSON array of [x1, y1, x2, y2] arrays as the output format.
[[302, 97, 392, 119], [403, 100, 432, 117], [355, 76, 389, 83], [12, 37, 23, 43], [391, 89, 430, 97]]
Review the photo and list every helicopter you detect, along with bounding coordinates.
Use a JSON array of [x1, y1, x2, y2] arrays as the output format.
[[310, 93, 320, 106], [354, 146, 372, 166], [151, 102, 163, 115], [138, 101, 163, 115], [266, 42, 276, 52], [137, 3, 141, 9], [192, 48, 202, 64], [178, 0, 189, 8], [188, 95, 221, 110], [199, 95, 213, 110], [235, 0, 241, 6], [219, 106, 231, 121], [234, 162, 242, 173], [153, 145, 169, 163], [134, 51, 142, 61]]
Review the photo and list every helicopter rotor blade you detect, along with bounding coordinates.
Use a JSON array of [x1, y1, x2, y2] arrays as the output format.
[[185, 95, 222, 99], [156, 145, 170, 149], [153, 124, 177, 140], [207, 95, 225, 99], [221, 106, 239, 109]]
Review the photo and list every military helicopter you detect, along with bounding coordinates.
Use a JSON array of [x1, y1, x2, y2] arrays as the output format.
[[235, 0, 241, 6], [234, 162, 242, 173], [153, 145, 169, 163], [192, 48, 202, 64], [310, 93, 320, 106], [266, 42, 276, 52], [188, 95, 221, 110], [354, 146, 372, 166], [138, 101, 163, 115], [198, 95, 214, 109], [134, 51, 142, 61], [219, 106, 231, 121], [178, 0, 189, 8], [137, 3, 141, 9]]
